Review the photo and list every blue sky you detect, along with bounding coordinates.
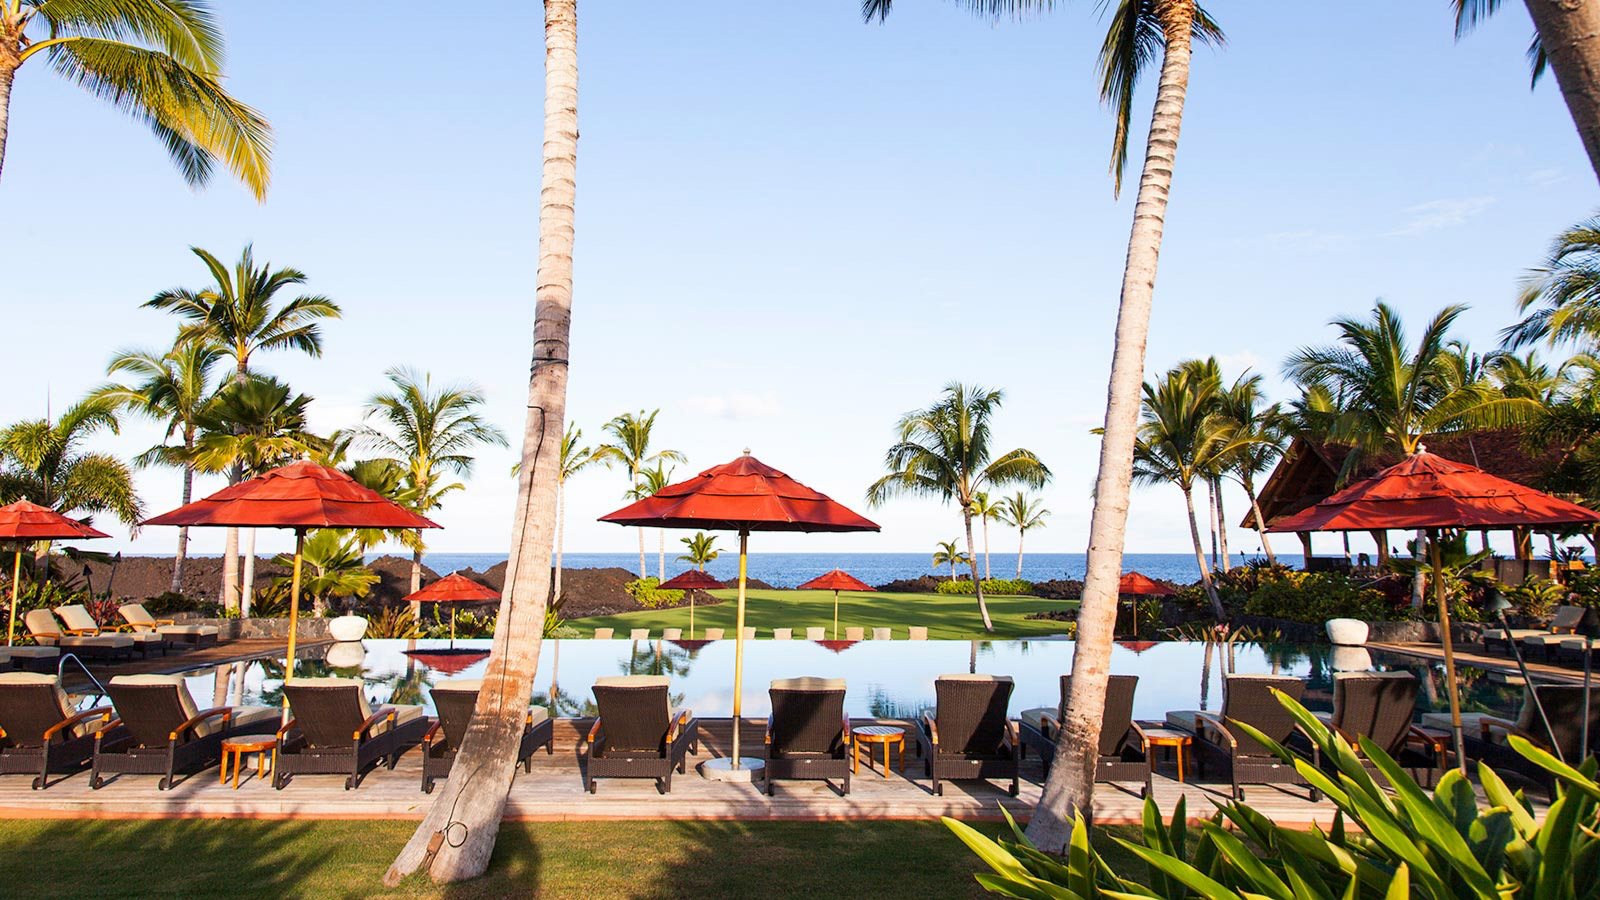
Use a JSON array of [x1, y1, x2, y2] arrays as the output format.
[[0, 2, 1593, 563]]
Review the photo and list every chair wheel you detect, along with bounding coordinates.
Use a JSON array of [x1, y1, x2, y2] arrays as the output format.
[[422, 781, 434, 794], [158, 777, 171, 791], [30, 777, 43, 790], [344, 777, 355, 790], [91, 777, 104, 790]]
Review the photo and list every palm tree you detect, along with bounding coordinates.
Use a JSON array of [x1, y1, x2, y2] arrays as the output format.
[[593, 410, 685, 577], [388, 0, 577, 883], [1131, 364, 1236, 620], [0, 0, 271, 197], [677, 532, 718, 571], [867, 382, 1050, 632], [273, 529, 377, 617], [1215, 372, 1286, 566], [931, 539, 968, 582], [635, 462, 675, 580], [342, 368, 506, 612], [1178, 358, 1231, 573], [971, 491, 1000, 579], [998, 492, 1049, 579], [0, 396, 141, 575], [145, 245, 340, 611], [1503, 217, 1600, 350], [556, 422, 598, 602], [92, 339, 224, 592]]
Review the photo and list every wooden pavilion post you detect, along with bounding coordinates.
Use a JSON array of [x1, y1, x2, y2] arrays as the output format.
[[1370, 530, 1389, 566]]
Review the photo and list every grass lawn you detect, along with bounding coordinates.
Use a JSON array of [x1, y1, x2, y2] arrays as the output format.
[[566, 589, 1078, 640], [0, 818, 1140, 899]]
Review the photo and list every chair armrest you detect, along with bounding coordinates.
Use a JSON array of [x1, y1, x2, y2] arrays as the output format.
[[585, 718, 602, 744], [422, 721, 441, 744], [356, 707, 398, 739], [922, 712, 940, 751], [1037, 712, 1061, 740], [61, 628, 101, 636], [94, 718, 124, 741], [1127, 720, 1150, 753], [1478, 716, 1550, 750], [842, 715, 853, 747], [1194, 712, 1237, 749], [1004, 720, 1021, 758], [276, 718, 298, 741], [173, 706, 233, 740], [45, 706, 113, 741], [667, 709, 691, 742]]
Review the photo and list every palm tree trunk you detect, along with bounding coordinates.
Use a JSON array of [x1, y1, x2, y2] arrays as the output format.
[[1016, 528, 1025, 580], [386, 0, 575, 883], [1207, 479, 1219, 569], [1523, 0, 1600, 183], [172, 449, 195, 594], [658, 529, 665, 580], [410, 537, 424, 620], [963, 508, 993, 632], [554, 481, 566, 602], [240, 529, 256, 617], [1027, 4, 1195, 852], [0, 64, 14, 186], [1183, 487, 1225, 619], [1412, 528, 1427, 608], [982, 515, 991, 580], [1243, 477, 1276, 566], [222, 526, 240, 613], [637, 528, 646, 579], [1214, 478, 1230, 572], [1200, 638, 1213, 710]]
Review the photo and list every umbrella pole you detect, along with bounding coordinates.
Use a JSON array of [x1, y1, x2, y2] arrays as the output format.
[[732, 530, 749, 769], [1584, 636, 1592, 760], [282, 530, 306, 722], [690, 593, 695, 640], [833, 590, 839, 640], [1496, 608, 1562, 762], [1430, 530, 1467, 775], [6, 546, 20, 647], [450, 613, 457, 649]]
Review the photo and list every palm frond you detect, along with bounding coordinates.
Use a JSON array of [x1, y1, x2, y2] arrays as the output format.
[[34, 0, 224, 72]]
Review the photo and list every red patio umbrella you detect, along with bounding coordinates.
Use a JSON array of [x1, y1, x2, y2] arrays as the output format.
[[0, 501, 109, 646], [815, 639, 857, 653], [1118, 571, 1174, 596], [600, 451, 879, 778], [407, 650, 491, 677], [1269, 449, 1600, 771], [402, 573, 499, 647], [797, 569, 875, 639], [659, 569, 724, 639], [145, 461, 440, 697], [1116, 640, 1160, 654]]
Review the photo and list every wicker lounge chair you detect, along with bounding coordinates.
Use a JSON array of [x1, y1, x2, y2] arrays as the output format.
[[918, 674, 1020, 796], [1519, 606, 1590, 660], [845, 627, 864, 641], [703, 628, 725, 640], [1466, 684, 1599, 799], [90, 674, 276, 790], [764, 677, 851, 796], [663, 628, 683, 640], [273, 677, 429, 790], [583, 675, 698, 794], [772, 628, 792, 640], [421, 679, 553, 793], [56, 604, 165, 657], [1300, 672, 1444, 788], [24, 610, 136, 660], [0, 672, 115, 788], [117, 603, 219, 649], [1170, 674, 1318, 801], [805, 627, 825, 640], [1019, 674, 1150, 796], [1, 646, 59, 672]]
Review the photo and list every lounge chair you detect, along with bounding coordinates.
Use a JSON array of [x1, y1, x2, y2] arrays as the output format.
[[703, 628, 725, 640], [806, 627, 826, 641], [764, 677, 851, 796], [0, 672, 115, 788], [117, 603, 219, 648], [1170, 674, 1318, 801], [742, 627, 757, 640], [1020, 674, 1150, 796], [918, 674, 1020, 796], [56, 604, 165, 657], [593, 628, 614, 640], [845, 627, 864, 641], [273, 677, 430, 790], [630, 628, 650, 641], [1298, 672, 1444, 788], [662, 628, 683, 641], [1466, 684, 1599, 799], [872, 627, 891, 640], [583, 675, 698, 794], [24, 610, 135, 660], [1519, 606, 1590, 660], [908, 627, 928, 641], [1, 646, 59, 672], [772, 628, 792, 640], [90, 674, 276, 790], [421, 679, 553, 794]]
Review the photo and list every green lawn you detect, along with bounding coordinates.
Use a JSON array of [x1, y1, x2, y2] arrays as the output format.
[[567, 589, 1078, 640], [0, 818, 1140, 899]]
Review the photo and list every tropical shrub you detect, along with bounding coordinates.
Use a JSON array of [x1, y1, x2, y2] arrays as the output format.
[[1501, 576, 1566, 621], [937, 579, 1034, 596], [426, 609, 495, 639], [141, 591, 223, 618], [625, 577, 685, 609], [367, 605, 422, 639], [948, 691, 1600, 900]]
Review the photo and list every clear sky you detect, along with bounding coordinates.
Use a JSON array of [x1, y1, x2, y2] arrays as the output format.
[[0, 2, 1594, 563]]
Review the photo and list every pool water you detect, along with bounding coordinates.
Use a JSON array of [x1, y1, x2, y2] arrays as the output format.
[[144, 639, 1532, 724]]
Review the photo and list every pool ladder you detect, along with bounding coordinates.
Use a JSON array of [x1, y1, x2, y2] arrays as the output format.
[[57, 652, 110, 700]]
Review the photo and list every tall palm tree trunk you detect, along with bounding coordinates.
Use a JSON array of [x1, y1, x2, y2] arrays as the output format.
[[1015, 529, 1025, 580], [0, 64, 13, 185], [172, 449, 195, 594], [1524, 0, 1600, 182], [1244, 479, 1276, 566], [1183, 487, 1224, 619], [410, 532, 424, 620], [1207, 480, 1218, 568], [554, 481, 567, 602], [963, 508, 993, 632], [982, 516, 991, 580], [658, 529, 665, 580], [386, 0, 576, 883], [221, 526, 240, 612], [240, 528, 256, 617], [1214, 478, 1230, 572], [1028, 4, 1195, 853]]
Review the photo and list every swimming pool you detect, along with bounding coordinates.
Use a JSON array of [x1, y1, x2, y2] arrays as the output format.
[[145, 638, 1531, 724]]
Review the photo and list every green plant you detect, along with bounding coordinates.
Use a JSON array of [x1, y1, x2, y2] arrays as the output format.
[[141, 591, 223, 617], [367, 605, 421, 639], [426, 609, 494, 640], [544, 607, 573, 639], [624, 577, 684, 610], [1135, 596, 1163, 637], [936, 579, 1034, 596], [1504, 576, 1567, 620]]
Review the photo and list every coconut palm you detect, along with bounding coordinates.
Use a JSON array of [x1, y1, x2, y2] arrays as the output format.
[[556, 422, 598, 602], [145, 245, 340, 611], [272, 529, 377, 617], [1502, 217, 1600, 350], [971, 491, 1001, 579], [998, 492, 1049, 579], [341, 368, 506, 609], [1178, 358, 1232, 572], [389, 1, 577, 882], [677, 532, 719, 571], [629, 461, 675, 580], [0, 396, 141, 575], [593, 410, 685, 577], [931, 539, 969, 582], [1487, 349, 1564, 403], [91, 338, 224, 591], [1214, 372, 1286, 566], [0, 0, 272, 197], [867, 382, 1050, 632], [335, 456, 425, 556]]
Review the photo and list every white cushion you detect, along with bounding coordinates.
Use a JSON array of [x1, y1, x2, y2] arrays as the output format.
[[433, 678, 483, 692], [157, 625, 219, 636], [62, 635, 134, 649], [771, 628, 792, 640], [770, 677, 845, 691], [908, 627, 928, 640], [592, 628, 614, 640], [702, 628, 725, 640], [938, 674, 1013, 684], [54, 605, 100, 633], [595, 675, 670, 688], [661, 628, 683, 640], [4, 646, 58, 659], [845, 627, 865, 640], [872, 628, 892, 640], [629, 628, 650, 641], [805, 627, 826, 640], [23, 609, 62, 638]]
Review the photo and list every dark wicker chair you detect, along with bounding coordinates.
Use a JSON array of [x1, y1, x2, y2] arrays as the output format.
[[273, 677, 430, 790], [23, 610, 136, 660], [917, 674, 1020, 797], [117, 603, 219, 649], [90, 674, 278, 790], [421, 678, 554, 794], [1519, 606, 1590, 661], [764, 677, 851, 796], [1297, 671, 1444, 788], [1020, 674, 1150, 796], [0, 672, 117, 789], [1467, 684, 1599, 799], [583, 675, 698, 794], [1172, 674, 1319, 802]]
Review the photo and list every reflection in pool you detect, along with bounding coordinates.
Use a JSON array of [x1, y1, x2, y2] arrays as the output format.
[[153, 638, 1533, 724]]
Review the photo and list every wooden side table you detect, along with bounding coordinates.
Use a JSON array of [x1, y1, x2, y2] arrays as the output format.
[[852, 726, 905, 777], [1137, 724, 1193, 783], [220, 735, 277, 789]]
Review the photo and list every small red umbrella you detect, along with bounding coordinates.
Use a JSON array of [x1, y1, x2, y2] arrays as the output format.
[[601, 451, 879, 776], [1116, 640, 1159, 654], [1118, 571, 1174, 596], [402, 573, 499, 647], [145, 461, 440, 696], [659, 569, 724, 639], [0, 501, 110, 646], [408, 650, 491, 677], [815, 639, 857, 654], [798, 569, 875, 639]]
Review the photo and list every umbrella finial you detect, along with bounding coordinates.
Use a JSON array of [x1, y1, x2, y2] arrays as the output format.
[[1415, 443, 1427, 455], [742, 447, 751, 456]]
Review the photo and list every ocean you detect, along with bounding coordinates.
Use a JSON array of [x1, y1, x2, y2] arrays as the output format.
[[405, 551, 1305, 588]]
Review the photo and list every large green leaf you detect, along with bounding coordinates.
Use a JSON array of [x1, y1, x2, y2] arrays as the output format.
[[1509, 736, 1600, 802], [1360, 735, 1498, 896], [1115, 840, 1249, 900], [1202, 822, 1294, 900]]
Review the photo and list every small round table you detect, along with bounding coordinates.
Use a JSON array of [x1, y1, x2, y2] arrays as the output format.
[[1137, 725, 1193, 783], [852, 725, 905, 777], [220, 734, 277, 789]]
